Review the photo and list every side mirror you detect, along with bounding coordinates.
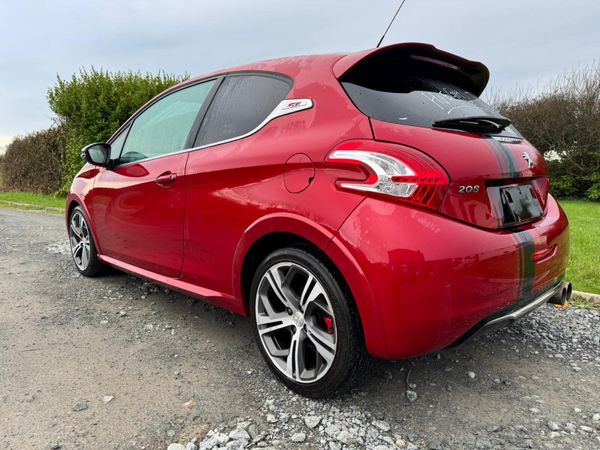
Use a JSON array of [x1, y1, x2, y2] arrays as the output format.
[[81, 143, 111, 167]]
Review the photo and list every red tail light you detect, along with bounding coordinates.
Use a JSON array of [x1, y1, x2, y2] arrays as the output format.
[[326, 140, 449, 210]]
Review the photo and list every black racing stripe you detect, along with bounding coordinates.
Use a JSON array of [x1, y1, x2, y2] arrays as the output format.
[[514, 230, 536, 302], [512, 232, 524, 300], [483, 138, 507, 177], [519, 231, 536, 301], [488, 187, 503, 227], [491, 139, 520, 178], [483, 139, 507, 227], [488, 139, 513, 177]]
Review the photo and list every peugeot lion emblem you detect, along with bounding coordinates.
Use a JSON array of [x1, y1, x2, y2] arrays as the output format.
[[522, 151, 534, 168]]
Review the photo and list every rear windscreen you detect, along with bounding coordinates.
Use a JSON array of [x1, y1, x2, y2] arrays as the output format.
[[341, 54, 521, 138]]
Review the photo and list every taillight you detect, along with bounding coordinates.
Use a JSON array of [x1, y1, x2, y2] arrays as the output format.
[[325, 140, 449, 210]]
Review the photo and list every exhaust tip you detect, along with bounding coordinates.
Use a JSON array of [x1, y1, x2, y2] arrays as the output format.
[[548, 282, 571, 306], [565, 283, 572, 300]]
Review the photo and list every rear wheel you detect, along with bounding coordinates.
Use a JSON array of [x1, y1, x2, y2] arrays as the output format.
[[69, 206, 105, 277], [250, 247, 368, 397]]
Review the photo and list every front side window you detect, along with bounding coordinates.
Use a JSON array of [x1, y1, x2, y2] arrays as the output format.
[[108, 125, 129, 161], [196, 74, 291, 147], [120, 80, 215, 163]]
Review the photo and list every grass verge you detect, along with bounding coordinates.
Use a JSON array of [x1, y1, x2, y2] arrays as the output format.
[[0, 191, 66, 213], [558, 200, 600, 295], [569, 298, 600, 312]]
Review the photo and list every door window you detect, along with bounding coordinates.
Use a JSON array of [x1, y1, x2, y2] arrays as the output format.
[[108, 125, 129, 162], [120, 80, 215, 163], [196, 74, 291, 147]]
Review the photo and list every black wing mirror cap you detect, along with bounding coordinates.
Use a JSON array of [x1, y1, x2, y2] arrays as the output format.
[[81, 142, 111, 167]]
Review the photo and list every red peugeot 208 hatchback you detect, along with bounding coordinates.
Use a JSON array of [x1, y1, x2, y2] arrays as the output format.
[[67, 43, 570, 397]]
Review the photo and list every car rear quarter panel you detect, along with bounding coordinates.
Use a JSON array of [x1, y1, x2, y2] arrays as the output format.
[[333, 194, 569, 359]]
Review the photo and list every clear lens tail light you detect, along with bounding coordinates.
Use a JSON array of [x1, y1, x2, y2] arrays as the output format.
[[326, 140, 449, 210]]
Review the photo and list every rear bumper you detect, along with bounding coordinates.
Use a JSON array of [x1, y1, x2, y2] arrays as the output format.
[[329, 194, 569, 359], [449, 281, 562, 347]]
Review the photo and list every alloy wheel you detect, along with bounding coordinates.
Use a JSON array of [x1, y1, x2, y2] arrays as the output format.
[[255, 261, 337, 383], [69, 210, 92, 271]]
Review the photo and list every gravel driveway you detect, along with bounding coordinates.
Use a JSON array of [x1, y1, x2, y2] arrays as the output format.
[[0, 208, 598, 450]]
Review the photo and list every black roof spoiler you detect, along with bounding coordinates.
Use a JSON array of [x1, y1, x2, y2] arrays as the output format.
[[333, 42, 490, 97]]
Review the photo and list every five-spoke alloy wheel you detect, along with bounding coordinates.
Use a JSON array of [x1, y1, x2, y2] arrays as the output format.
[[69, 206, 105, 277], [250, 247, 368, 397]]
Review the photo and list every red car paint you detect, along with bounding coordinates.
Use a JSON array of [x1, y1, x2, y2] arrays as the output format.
[[67, 43, 569, 360]]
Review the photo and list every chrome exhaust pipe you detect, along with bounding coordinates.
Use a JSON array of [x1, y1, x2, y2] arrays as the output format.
[[548, 282, 572, 306]]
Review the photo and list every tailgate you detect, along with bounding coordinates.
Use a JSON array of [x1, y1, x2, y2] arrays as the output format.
[[371, 119, 549, 229]]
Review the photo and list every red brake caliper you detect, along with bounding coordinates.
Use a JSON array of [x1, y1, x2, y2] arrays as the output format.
[[324, 316, 334, 335]]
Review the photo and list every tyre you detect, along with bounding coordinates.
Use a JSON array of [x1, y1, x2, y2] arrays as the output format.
[[250, 247, 369, 397], [68, 206, 105, 277]]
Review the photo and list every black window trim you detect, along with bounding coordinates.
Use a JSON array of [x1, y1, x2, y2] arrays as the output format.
[[107, 123, 132, 165], [106, 70, 295, 168], [107, 76, 223, 167], [192, 71, 293, 148], [185, 76, 225, 149]]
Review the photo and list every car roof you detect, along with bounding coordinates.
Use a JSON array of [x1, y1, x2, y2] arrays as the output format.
[[187, 53, 344, 83], [171, 42, 488, 94], [116, 42, 490, 139]]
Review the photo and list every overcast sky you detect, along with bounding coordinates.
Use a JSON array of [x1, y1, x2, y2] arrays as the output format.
[[1, 0, 599, 152]]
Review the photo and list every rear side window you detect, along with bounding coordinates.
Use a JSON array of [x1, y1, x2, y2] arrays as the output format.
[[196, 74, 291, 147], [342, 53, 521, 138], [120, 80, 215, 163]]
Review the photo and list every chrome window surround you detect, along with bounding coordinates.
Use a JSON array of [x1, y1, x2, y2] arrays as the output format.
[[114, 98, 313, 167]]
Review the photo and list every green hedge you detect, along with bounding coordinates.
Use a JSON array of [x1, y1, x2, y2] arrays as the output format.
[[551, 173, 600, 201], [47, 68, 187, 192], [0, 126, 67, 193], [497, 65, 600, 201]]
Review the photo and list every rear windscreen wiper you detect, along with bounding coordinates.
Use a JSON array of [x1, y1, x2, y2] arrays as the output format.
[[432, 116, 511, 134]]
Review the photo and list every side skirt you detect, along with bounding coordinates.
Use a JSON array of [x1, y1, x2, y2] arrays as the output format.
[[98, 254, 246, 315]]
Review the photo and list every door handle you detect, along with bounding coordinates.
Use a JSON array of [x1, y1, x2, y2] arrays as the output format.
[[155, 171, 177, 187]]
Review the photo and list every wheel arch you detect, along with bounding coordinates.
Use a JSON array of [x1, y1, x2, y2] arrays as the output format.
[[66, 198, 79, 221], [233, 213, 335, 311], [65, 194, 103, 255], [233, 213, 388, 358]]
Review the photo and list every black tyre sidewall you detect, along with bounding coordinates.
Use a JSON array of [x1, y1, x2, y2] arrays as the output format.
[[249, 247, 364, 397]]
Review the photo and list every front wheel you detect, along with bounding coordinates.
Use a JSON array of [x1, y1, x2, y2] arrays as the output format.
[[69, 206, 105, 277], [250, 247, 368, 397]]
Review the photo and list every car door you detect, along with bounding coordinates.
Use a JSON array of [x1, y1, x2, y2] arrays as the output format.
[[88, 79, 217, 277], [182, 74, 294, 293]]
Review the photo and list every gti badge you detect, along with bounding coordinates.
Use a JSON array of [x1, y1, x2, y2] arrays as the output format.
[[522, 151, 534, 169]]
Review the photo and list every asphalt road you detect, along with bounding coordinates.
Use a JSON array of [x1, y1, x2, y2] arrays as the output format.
[[0, 208, 598, 450]]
